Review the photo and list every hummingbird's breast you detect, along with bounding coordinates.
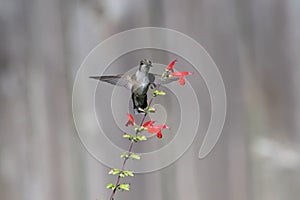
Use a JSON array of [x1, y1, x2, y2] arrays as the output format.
[[132, 71, 150, 95], [133, 82, 149, 95]]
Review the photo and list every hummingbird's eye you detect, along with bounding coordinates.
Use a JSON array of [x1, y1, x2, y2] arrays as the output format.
[[140, 61, 144, 65]]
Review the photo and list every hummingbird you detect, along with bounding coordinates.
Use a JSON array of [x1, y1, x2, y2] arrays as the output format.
[[90, 59, 177, 114]]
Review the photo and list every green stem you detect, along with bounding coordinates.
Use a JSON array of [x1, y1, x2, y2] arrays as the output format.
[[109, 89, 157, 200]]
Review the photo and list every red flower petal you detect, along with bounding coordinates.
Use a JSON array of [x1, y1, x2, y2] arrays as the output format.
[[151, 124, 169, 129], [143, 120, 155, 127], [179, 76, 185, 85], [128, 113, 134, 122], [125, 113, 135, 126], [147, 126, 161, 133], [171, 71, 193, 76], [166, 59, 177, 72], [156, 130, 162, 138]]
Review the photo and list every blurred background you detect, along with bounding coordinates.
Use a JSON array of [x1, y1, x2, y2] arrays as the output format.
[[1, 0, 300, 200]]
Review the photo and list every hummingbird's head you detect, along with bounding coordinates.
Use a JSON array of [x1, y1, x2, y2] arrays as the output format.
[[139, 59, 152, 73]]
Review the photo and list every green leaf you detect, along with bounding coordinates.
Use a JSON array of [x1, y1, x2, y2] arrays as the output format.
[[122, 170, 134, 177], [106, 183, 116, 190], [108, 168, 121, 175], [124, 134, 147, 142], [153, 90, 166, 97], [120, 152, 129, 158], [119, 173, 125, 178], [147, 107, 156, 113], [162, 71, 171, 79], [123, 134, 132, 139], [130, 153, 141, 160], [138, 107, 145, 113], [136, 135, 147, 141], [119, 183, 130, 191], [135, 126, 145, 132]]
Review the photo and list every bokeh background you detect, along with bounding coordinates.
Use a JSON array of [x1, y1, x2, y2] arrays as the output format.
[[1, 0, 300, 200]]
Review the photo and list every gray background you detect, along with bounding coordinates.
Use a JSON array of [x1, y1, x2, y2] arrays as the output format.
[[1, 0, 300, 200]]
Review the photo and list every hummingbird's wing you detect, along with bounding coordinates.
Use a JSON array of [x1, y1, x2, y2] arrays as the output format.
[[149, 73, 179, 85], [90, 74, 133, 90]]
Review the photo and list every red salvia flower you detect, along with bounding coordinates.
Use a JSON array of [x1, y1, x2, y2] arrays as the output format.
[[171, 71, 193, 86], [145, 122, 169, 138], [166, 59, 177, 72], [125, 113, 135, 126]]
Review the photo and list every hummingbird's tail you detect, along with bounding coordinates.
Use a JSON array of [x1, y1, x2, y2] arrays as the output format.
[[132, 93, 148, 114]]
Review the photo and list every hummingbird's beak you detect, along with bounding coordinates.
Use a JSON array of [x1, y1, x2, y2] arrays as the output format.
[[89, 76, 101, 80]]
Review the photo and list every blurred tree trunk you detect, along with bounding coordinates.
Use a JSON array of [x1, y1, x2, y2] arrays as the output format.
[[237, 0, 300, 200], [0, 0, 87, 199]]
